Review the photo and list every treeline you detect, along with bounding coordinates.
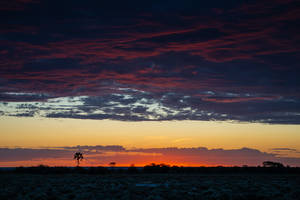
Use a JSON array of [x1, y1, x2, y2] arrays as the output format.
[[1, 163, 300, 174]]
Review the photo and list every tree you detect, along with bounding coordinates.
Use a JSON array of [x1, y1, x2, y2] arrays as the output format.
[[109, 162, 116, 167], [74, 152, 83, 167]]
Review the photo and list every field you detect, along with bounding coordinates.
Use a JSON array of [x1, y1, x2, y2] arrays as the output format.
[[1, 173, 300, 200]]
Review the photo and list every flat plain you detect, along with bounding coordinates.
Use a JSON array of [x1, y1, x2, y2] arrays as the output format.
[[1, 174, 300, 200]]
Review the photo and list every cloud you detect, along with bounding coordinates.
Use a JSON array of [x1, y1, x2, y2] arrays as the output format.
[[0, 0, 39, 11], [0, 0, 300, 124], [0, 148, 71, 162], [56, 145, 126, 152], [271, 148, 298, 151], [1, 90, 300, 124], [270, 148, 300, 155], [1, 145, 300, 167]]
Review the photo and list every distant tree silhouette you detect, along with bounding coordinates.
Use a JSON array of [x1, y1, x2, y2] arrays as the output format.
[[74, 152, 83, 167], [263, 161, 284, 168], [143, 163, 171, 173], [109, 162, 116, 167]]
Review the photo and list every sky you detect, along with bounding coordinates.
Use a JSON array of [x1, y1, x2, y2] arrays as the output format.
[[0, 0, 300, 167]]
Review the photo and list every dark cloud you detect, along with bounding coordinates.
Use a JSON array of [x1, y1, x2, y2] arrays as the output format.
[[271, 148, 298, 151], [56, 145, 126, 152], [0, 0, 39, 11], [1, 90, 300, 123], [0, 0, 300, 123], [270, 148, 300, 154], [0, 92, 53, 102]]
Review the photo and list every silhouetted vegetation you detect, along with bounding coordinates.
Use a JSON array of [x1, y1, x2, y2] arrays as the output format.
[[11, 165, 109, 174], [73, 152, 83, 166], [109, 162, 116, 167], [1, 162, 299, 175], [144, 163, 171, 173]]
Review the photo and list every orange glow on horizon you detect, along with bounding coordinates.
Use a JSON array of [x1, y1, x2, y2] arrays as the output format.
[[1, 116, 300, 167]]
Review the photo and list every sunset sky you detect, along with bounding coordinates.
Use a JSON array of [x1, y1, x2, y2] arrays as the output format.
[[1, 0, 300, 167]]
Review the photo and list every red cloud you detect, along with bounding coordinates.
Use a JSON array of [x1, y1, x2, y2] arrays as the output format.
[[0, 0, 299, 108], [1, 0, 299, 72], [202, 96, 280, 103]]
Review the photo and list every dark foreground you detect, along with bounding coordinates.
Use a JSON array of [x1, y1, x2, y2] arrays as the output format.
[[1, 174, 300, 200]]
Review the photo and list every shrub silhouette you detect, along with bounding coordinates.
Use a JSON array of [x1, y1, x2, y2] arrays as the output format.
[[74, 152, 83, 167], [6, 165, 300, 174], [109, 162, 116, 167], [143, 163, 171, 173]]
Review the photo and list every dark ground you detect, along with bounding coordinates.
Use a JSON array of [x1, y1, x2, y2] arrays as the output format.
[[1, 174, 300, 200]]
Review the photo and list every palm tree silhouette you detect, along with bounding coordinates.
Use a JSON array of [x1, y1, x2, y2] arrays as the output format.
[[74, 152, 83, 167]]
